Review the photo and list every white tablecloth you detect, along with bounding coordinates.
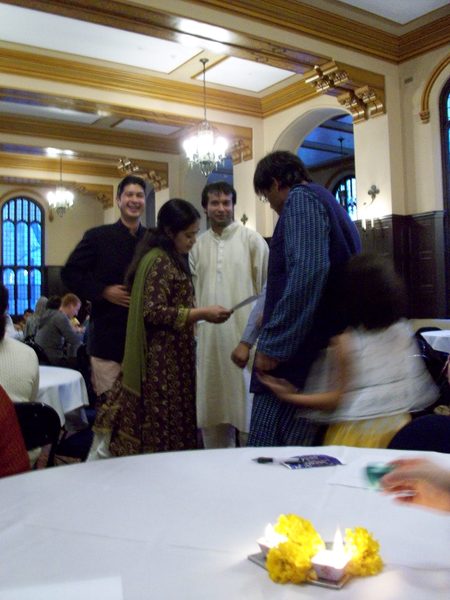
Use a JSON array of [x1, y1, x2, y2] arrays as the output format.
[[37, 366, 89, 425], [421, 330, 450, 354], [0, 446, 449, 599]]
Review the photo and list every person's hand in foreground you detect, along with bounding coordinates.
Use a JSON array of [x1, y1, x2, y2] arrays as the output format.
[[231, 342, 252, 369], [257, 372, 297, 400], [381, 458, 450, 513], [254, 351, 279, 372]]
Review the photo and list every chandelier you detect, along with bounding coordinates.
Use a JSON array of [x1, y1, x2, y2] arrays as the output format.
[[47, 154, 74, 217], [182, 58, 229, 177]]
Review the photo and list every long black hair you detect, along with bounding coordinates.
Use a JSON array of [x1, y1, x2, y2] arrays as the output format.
[[0, 284, 8, 341], [125, 198, 200, 289], [339, 254, 408, 331]]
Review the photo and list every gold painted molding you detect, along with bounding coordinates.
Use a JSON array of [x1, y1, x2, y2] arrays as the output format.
[[420, 54, 450, 124], [191, 0, 449, 63], [0, 177, 114, 208], [0, 47, 262, 118], [0, 0, 328, 73], [0, 47, 385, 122], [0, 152, 168, 182]]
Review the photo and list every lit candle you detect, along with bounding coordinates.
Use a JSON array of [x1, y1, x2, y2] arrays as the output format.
[[311, 528, 349, 582], [257, 524, 288, 558]]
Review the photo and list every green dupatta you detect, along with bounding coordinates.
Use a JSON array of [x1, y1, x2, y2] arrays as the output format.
[[121, 247, 164, 396]]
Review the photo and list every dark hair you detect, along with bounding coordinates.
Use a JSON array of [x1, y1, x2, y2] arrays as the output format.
[[340, 254, 408, 331], [125, 198, 200, 288], [253, 151, 312, 196], [201, 181, 236, 209], [0, 284, 8, 341], [46, 295, 62, 310], [117, 175, 146, 198]]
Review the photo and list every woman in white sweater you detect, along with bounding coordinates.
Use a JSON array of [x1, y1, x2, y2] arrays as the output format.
[[0, 285, 39, 404]]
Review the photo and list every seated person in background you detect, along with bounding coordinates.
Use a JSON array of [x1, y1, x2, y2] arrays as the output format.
[[0, 284, 39, 404], [23, 296, 48, 342], [0, 285, 40, 467], [381, 458, 450, 513], [35, 293, 83, 367], [259, 255, 438, 449], [0, 385, 30, 478]]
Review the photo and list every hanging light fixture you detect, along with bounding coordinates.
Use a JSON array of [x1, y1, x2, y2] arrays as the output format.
[[47, 153, 74, 217], [182, 58, 229, 177]]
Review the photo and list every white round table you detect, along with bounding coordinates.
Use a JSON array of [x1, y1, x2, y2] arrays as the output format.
[[37, 366, 89, 425], [0, 446, 449, 599]]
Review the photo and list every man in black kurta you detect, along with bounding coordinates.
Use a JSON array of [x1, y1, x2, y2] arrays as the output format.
[[61, 175, 146, 397]]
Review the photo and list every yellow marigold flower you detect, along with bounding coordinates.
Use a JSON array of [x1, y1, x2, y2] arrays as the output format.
[[266, 541, 314, 584], [274, 514, 325, 558], [344, 527, 383, 577]]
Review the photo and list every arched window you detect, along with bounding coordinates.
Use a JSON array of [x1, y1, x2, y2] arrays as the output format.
[[440, 78, 450, 314], [333, 175, 357, 220], [1, 196, 43, 315]]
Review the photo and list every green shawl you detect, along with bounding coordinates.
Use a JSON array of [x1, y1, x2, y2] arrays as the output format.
[[122, 247, 164, 396]]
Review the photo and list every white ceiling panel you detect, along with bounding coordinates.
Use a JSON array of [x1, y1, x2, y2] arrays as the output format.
[[336, 0, 449, 24], [200, 57, 295, 93], [0, 101, 98, 124], [115, 120, 182, 135], [0, 5, 200, 72]]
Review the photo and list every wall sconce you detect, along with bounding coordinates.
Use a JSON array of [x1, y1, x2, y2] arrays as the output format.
[[367, 184, 380, 204], [361, 185, 380, 230]]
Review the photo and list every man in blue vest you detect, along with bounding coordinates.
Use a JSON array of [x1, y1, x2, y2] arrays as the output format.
[[248, 151, 361, 446]]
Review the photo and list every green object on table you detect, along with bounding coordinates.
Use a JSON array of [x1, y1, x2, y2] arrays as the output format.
[[365, 463, 394, 490]]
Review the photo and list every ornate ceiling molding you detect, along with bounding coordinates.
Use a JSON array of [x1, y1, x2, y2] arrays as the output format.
[[336, 85, 385, 124], [0, 177, 114, 207], [190, 0, 449, 63], [117, 157, 168, 191], [420, 54, 450, 124]]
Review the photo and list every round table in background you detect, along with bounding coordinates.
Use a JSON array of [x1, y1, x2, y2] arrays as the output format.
[[37, 365, 89, 426]]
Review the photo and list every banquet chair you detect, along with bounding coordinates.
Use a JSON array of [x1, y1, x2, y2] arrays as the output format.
[[414, 330, 450, 408], [388, 415, 450, 453], [14, 402, 61, 466]]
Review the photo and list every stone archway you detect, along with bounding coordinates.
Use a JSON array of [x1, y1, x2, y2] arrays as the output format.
[[273, 107, 349, 153]]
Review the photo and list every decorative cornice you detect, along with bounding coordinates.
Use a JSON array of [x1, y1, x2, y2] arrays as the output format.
[[0, 151, 168, 184], [189, 0, 449, 63], [0, 177, 114, 207], [117, 157, 168, 191], [0, 47, 262, 118], [304, 61, 349, 93], [420, 54, 450, 123]]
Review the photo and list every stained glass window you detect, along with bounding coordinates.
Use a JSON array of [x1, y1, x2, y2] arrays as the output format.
[[333, 175, 357, 220], [1, 197, 43, 315]]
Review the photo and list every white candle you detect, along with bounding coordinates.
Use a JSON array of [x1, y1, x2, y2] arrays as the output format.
[[311, 528, 349, 582], [257, 524, 288, 557]]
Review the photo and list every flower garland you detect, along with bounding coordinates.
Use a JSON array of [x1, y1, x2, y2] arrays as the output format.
[[266, 514, 383, 584]]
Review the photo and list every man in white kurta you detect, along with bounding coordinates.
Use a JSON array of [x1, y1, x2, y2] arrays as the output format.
[[190, 182, 268, 448]]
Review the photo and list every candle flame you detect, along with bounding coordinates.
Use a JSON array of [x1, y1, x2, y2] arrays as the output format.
[[333, 528, 344, 552]]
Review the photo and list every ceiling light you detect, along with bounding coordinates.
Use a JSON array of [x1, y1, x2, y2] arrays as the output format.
[[46, 154, 74, 217], [182, 58, 229, 177]]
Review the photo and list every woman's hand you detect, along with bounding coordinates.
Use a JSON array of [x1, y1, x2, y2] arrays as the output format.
[[257, 373, 297, 400], [381, 458, 450, 512], [202, 305, 232, 324]]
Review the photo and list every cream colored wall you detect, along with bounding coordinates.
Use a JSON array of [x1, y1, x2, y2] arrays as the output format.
[[399, 47, 450, 214], [0, 182, 105, 265]]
